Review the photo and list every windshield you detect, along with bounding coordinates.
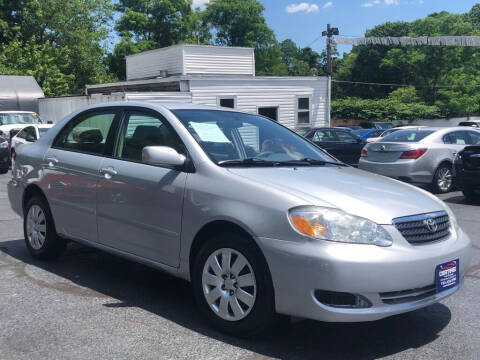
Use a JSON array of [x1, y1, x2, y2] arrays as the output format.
[[381, 130, 434, 143], [0, 113, 41, 125], [173, 110, 339, 166]]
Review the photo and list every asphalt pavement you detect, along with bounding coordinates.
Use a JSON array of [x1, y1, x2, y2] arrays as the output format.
[[0, 171, 479, 360]]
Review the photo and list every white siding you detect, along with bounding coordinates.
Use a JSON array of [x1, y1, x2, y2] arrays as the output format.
[[126, 45, 184, 80], [188, 77, 329, 129], [39, 94, 124, 123], [126, 44, 255, 80], [39, 93, 192, 123], [124, 92, 192, 104], [183, 46, 254, 76]]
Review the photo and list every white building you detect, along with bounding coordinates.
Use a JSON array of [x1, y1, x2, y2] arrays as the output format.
[[39, 44, 330, 129]]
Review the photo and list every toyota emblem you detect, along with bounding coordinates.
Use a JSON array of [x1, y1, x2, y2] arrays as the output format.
[[424, 218, 438, 233]]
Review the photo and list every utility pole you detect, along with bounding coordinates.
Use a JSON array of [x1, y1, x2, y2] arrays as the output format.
[[322, 24, 338, 127], [322, 24, 339, 75]]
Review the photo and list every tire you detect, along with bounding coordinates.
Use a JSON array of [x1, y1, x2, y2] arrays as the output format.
[[432, 163, 453, 194], [192, 231, 277, 337], [24, 196, 66, 260], [0, 168, 7, 174], [463, 186, 480, 202]]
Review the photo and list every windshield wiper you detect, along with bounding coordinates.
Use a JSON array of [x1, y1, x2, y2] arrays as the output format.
[[218, 158, 281, 167], [277, 158, 348, 167]]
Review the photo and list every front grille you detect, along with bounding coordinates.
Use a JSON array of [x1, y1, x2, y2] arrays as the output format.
[[380, 284, 436, 305], [393, 211, 450, 244]]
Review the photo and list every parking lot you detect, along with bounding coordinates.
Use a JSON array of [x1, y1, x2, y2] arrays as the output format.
[[0, 171, 479, 360]]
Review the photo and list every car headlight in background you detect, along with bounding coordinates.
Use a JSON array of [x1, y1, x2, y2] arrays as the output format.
[[0, 140, 8, 149], [288, 206, 393, 247]]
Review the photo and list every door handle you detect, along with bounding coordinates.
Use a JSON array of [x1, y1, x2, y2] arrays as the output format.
[[100, 166, 117, 179], [46, 157, 58, 167]]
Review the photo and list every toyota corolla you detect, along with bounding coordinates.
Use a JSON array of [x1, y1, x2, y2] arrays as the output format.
[[8, 102, 471, 336]]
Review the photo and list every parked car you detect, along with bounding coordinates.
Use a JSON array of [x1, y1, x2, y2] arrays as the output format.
[[366, 126, 426, 143], [8, 102, 471, 336], [454, 145, 480, 201], [0, 111, 44, 139], [458, 120, 480, 128], [304, 127, 364, 166], [0, 135, 9, 174], [359, 121, 394, 130], [336, 125, 363, 131], [359, 127, 480, 193], [352, 129, 385, 142], [10, 124, 54, 162]]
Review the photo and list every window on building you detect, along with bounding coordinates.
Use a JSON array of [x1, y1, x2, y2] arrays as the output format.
[[297, 97, 310, 124], [219, 97, 235, 109]]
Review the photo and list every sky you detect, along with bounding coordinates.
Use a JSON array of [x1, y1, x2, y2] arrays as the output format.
[[193, 0, 480, 56]]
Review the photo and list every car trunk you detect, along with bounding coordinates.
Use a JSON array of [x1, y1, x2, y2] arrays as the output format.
[[365, 142, 418, 163]]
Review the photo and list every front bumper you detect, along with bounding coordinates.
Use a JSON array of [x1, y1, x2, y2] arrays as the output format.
[[358, 158, 434, 184], [258, 225, 471, 322]]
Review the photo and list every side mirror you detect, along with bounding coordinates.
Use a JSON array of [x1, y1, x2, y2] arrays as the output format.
[[356, 138, 363, 144], [26, 134, 36, 142], [142, 146, 186, 167]]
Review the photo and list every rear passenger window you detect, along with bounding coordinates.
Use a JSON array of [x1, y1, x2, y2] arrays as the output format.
[[443, 131, 469, 145], [53, 111, 117, 155], [116, 112, 184, 162], [468, 131, 480, 145]]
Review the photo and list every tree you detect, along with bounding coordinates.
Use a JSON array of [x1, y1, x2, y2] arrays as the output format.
[[110, 0, 200, 79], [0, 0, 114, 95], [203, 0, 275, 49]]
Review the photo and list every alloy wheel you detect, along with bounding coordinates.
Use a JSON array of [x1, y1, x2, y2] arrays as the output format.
[[437, 167, 452, 192], [26, 205, 47, 250], [202, 248, 257, 322]]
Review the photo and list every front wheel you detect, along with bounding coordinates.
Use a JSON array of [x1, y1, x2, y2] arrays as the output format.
[[192, 232, 276, 337], [432, 164, 453, 194], [24, 196, 66, 260]]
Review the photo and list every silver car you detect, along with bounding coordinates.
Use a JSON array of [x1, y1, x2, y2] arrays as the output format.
[[8, 103, 471, 336], [359, 127, 480, 193]]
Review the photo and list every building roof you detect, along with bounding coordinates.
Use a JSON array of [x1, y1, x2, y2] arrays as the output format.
[[85, 75, 327, 95]]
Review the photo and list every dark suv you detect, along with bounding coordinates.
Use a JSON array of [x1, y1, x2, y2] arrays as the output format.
[[454, 145, 480, 202]]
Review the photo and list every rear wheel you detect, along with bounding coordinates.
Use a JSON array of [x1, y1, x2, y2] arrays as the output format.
[[432, 164, 453, 193], [24, 196, 66, 260], [463, 186, 480, 202], [192, 232, 276, 337]]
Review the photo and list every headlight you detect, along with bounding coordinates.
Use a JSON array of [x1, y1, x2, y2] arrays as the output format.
[[288, 206, 393, 247], [0, 141, 8, 149], [444, 205, 459, 237]]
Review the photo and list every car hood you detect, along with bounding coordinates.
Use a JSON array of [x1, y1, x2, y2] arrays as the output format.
[[228, 166, 446, 224]]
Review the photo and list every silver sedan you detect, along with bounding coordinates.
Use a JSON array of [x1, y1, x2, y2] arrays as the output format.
[[8, 103, 471, 336], [359, 127, 480, 193]]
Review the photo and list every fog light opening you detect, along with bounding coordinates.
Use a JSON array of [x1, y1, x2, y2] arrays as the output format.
[[314, 290, 372, 309]]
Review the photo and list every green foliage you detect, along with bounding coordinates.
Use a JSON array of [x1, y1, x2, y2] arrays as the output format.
[[0, 0, 114, 95], [333, 6, 480, 119], [0, 38, 74, 96], [331, 97, 441, 122], [203, 0, 275, 49]]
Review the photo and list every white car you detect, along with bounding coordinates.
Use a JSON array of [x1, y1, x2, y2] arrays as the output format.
[[0, 111, 45, 139], [10, 124, 54, 161], [366, 126, 426, 143]]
